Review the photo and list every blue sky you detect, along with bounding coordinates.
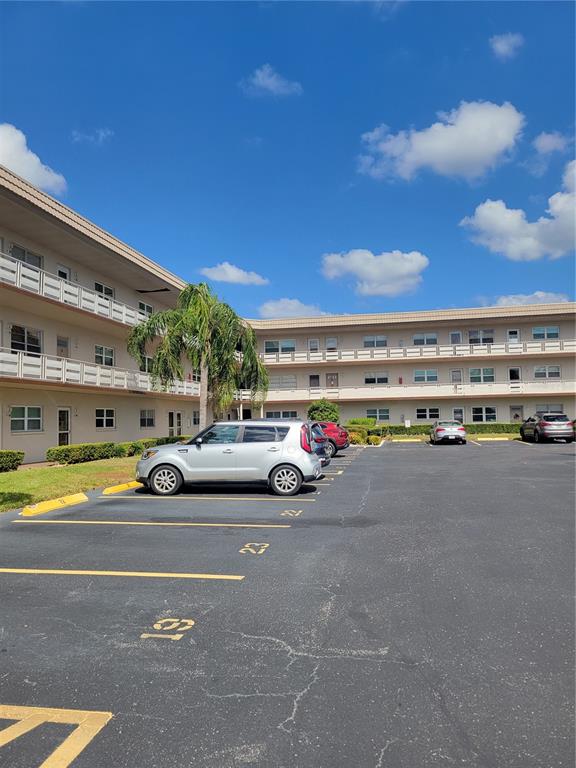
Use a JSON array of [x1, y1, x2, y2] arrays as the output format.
[[0, 0, 574, 318]]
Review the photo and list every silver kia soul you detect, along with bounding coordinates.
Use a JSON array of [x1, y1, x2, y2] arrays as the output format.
[[136, 420, 322, 496]]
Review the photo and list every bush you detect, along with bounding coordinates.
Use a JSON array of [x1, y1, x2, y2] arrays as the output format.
[[348, 432, 365, 445], [307, 399, 340, 423], [344, 424, 368, 438], [0, 450, 25, 472], [348, 417, 376, 426], [46, 442, 125, 464], [367, 435, 382, 446], [155, 435, 192, 445], [367, 427, 384, 437], [464, 422, 521, 434]]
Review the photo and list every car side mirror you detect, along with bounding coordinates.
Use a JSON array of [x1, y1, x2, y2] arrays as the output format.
[[194, 437, 203, 445]]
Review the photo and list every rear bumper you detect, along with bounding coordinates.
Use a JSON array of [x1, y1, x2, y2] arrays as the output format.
[[541, 429, 574, 438]]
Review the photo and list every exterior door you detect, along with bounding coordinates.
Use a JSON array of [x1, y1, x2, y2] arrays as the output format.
[[57, 408, 71, 446], [510, 406, 524, 423], [326, 373, 339, 388], [450, 369, 463, 383], [453, 407, 464, 423], [184, 424, 239, 481], [57, 336, 70, 358], [168, 411, 182, 437]]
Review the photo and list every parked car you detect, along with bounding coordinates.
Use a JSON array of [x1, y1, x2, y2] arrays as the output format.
[[310, 423, 331, 468], [315, 422, 350, 458], [430, 420, 467, 445], [137, 420, 322, 496], [520, 413, 574, 443]]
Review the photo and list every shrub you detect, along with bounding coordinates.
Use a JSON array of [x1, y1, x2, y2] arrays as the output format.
[[464, 422, 521, 434], [348, 432, 365, 445], [344, 424, 368, 439], [348, 417, 376, 426], [46, 442, 125, 464], [155, 435, 192, 445], [0, 450, 25, 472], [367, 435, 382, 446], [307, 399, 340, 423], [367, 427, 383, 437]]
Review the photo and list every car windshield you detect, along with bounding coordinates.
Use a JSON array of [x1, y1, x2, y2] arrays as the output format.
[[541, 414, 569, 422]]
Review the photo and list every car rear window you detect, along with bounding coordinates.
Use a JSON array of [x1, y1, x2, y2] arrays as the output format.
[[438, 421, 462, 427], [542, 414, 569, 422], [276, 426, 290, 441]]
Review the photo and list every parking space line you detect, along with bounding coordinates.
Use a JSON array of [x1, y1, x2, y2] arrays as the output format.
[[0, 567, 244, 581], [14, 520, 291, 530], [97, 495, 317, 502], [469, 439, 482, 446], [514, 440, 534, 448]]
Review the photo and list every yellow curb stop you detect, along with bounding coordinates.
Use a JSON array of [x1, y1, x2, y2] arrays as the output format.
[[102, 481, 143, 495], [21, 493, 89, 518]]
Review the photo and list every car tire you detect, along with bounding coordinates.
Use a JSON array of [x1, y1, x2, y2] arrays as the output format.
[[430, 437, 435, 445], [534, 431, 541, 443], [325, 441, 337, 459], [269, 465, 303, 496], [520, 429, 527, 442], [149, 465, 183, 496], [461, 440, 467, 445]]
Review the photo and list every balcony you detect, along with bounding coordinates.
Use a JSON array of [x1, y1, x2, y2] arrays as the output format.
[[259, 339, 576, 366], [237, 380, 575, 403], [0, 349, 200, 397], [0, 251, 149, 327]]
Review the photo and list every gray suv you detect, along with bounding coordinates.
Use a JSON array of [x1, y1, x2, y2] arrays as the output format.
[[520, 413, 574, 443], [136, 420, 322, 496]]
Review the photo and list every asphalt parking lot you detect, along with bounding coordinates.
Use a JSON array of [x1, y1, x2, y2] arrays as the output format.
[[0, 441, 574, 768]]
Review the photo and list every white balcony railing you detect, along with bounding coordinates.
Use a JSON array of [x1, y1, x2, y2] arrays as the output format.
[[237, 380, 575, 402], [0, 348, 200, 397], [0, 251, 150, 327], [259, 339, 576, 365]]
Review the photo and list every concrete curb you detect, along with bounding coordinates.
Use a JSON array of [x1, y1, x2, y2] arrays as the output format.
[[21, 493, 89, 518]]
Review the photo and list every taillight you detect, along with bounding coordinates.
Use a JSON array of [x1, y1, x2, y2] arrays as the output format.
[[437, 428, 445, 432], [457, 427, 465, 432], [300, 424, 312, 453]]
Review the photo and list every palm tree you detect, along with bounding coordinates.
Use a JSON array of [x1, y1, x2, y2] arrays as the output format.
[[127, 283, 268, 430]]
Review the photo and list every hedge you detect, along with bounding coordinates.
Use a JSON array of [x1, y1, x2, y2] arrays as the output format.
[[46, 435, 194, 464], [348, 432, 365, 445], [0, 450, 25, 472], [348, 417, 376, 426], [367, 435, 382, 446]]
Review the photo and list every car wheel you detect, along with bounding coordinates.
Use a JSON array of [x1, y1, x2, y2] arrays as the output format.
[[461, 440, 467, 445], [150, 465, 183, 496], [520, 429, 526, 442], [269, 465, 303, 496], [534, 431, 541, 443], [430, 436, 435, 445], [325, 441, 337, 459]]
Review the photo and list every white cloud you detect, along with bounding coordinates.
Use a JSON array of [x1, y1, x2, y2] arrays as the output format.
[[72, 128, 114, 146], [489, 32, 525, 61], [239, 64, 302, 98], [533, 131, 569, 155], [321, 248, 429, 296], [259, 298, 326, 318], [461, 160, 576, 261], [358, 101, 524, 181], [200, 261, 269, 286], [0, 123, 67, 195], [493, 291, 570, 306]]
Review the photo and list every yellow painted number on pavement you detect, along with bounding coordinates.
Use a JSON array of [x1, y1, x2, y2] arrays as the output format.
[[280, 509, 303, 517], [0, 704, 112, 768], [239, 543, 270, 555], [140, 617, 195, 641]]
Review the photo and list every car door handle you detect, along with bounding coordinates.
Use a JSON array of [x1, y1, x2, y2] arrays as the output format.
[[222, 449, 234, 453], [267, 447, 280, 452]]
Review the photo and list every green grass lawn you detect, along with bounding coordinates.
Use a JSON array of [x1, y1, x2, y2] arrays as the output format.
[[0, 456, 139, 514]]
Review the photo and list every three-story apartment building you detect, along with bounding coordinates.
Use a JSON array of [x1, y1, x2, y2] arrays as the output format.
[[243, 307, 575, 425], [0, 167, 201, 462]]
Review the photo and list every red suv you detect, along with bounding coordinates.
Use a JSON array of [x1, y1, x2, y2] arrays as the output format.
[[315, 422, 349, 458]]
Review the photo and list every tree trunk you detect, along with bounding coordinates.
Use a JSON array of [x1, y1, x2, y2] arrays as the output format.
[[199, 363, 209, 430]]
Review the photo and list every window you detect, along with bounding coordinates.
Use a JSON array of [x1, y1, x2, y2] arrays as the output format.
[[416, 408, 440, 420], [140, 409, 155, 428], [326, 373, 339, 387], [472, 407, 497, 422], [242, 425, 278, 443], [536, 404, 564, 414], [10, 406, 42, 432], [280, 340, 296, 353], [266, 411, 298, 419], [264, 340, 279, 354], [450, 369, 463, 383], [449, 331, 462, 344], [11, 325, 42, 355], [57, 265, 71, 281], [507, 329, 520, 342], [532, 326, 560, 340], [57, 336, 70, 358], [413, 333, 437, 346], [326, 337, 338, 351], [309, 374, 320, 387], [138, 301, 153, 317], [366, 408, 389, 421], [10, 244, 42, 269], [508, 367, 521, 381], [94, 282, 114, 298], [96, 408, 115, 428], [139, 356, 154, 373], [308, 339, 320, 352], [363, 335, 387, 348], [95, 345, 115, 366], [200, 425, 239, 444], [534, 365, 561, 379], [192, 411, 200, 426], [414, 369, 438, 383], [269, 374, 297, 389], [364, 372, 388, 384], [469, 367, 495, 383], [469, 329, 494, 344], [453, 407, 464, 423]]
